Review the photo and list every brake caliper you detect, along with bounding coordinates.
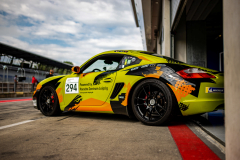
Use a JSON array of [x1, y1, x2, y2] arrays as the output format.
[[51, 95, 54, 103]]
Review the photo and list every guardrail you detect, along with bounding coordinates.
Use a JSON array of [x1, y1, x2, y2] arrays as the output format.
[[0, 82, 35, 93]]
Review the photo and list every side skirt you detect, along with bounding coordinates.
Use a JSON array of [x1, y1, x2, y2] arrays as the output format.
[[110, 101, 129, 116]]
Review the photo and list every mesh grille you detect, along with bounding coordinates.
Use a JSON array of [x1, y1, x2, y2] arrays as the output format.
[[110, 83, 124, 99]]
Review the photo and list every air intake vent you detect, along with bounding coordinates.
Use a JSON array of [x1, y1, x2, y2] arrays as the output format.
[[110, 83, 124, 99]]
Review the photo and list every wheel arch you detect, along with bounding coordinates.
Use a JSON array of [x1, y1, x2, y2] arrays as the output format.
[[126, 77, 182, 118], [36, 84, 56, 110], [36, 77, 63, 110], [37, 84, 61, 116]]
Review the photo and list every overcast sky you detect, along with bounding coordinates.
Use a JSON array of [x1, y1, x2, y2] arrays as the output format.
[[0, 0, 143, 66]]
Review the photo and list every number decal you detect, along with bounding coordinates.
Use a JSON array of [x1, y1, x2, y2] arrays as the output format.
[[74, 84, 77, 91], [66, 84, 69, 92], [65, 77, 79, 94]]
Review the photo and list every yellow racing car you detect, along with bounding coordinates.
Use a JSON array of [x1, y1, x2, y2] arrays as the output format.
[[33, 50, 224, 125]]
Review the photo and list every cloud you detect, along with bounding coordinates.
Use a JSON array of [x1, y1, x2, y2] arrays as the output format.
[[0, 0, 143, 66]]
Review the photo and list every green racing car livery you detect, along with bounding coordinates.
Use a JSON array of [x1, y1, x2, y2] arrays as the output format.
[[33, 50, 224, 125]]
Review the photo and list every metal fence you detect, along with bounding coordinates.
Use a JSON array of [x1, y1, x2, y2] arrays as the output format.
[[0, 64, 52, 93], [1, 82, 33, 93]]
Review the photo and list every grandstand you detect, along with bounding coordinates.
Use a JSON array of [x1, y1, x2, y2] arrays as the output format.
[[0, 42, 73, 96]]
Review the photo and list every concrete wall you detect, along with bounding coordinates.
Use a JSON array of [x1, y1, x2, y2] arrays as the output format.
[[133, 0, 147, 50], [142, 0, 152, 51], [174, 11, 186, 62], [170, 0, 181, 26], [157, 36, 161, 55], [223, 0, 240, 159], [186, 21, 207, 67], [161, 0, 171, 57]]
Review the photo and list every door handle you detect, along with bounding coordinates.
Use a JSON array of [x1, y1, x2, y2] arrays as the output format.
[[103, 78, 112, 83]]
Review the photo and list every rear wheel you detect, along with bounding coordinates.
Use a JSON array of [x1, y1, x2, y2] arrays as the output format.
[[131, 79, 173, 125], [38, 85, 61, 116]]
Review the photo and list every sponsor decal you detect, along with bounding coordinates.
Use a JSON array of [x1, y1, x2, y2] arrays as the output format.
[[79, 86, 108, 91], [130, 67, 139, 71], [205, 87, 224, 93], [65, 77, 79, 94], [149, 64, 156, 67], [80, 83, 92, 86], [114, 50, 128, 52], [141, 64, 149, 68]]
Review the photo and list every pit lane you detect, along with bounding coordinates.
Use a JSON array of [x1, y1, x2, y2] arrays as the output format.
[[0, 98, 225, 160]]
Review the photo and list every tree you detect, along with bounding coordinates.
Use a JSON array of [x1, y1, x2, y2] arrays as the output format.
[[58, 68, 63, 74], [63, 61, 74, 66]]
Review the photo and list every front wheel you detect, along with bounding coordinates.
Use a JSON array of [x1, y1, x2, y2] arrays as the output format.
[[38, 85, 61, 116], [131, 79, 174, 126]]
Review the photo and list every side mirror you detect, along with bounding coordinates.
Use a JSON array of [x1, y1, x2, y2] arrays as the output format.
[[71, 66, 81, 74]]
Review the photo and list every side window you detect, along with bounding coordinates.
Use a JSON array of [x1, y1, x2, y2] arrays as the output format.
[[118, 56, 141, 69], [82, 54, 124, 73]]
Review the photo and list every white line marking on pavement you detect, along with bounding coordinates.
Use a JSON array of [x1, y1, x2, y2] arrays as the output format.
[[0, 120, 35, 130]]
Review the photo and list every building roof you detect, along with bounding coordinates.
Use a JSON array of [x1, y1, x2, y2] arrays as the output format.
[[0, 42, 73, 69]]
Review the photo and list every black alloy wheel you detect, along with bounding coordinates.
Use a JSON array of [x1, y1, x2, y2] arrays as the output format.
[[132, 79, 174, 125], [38, 85, 60, 116]]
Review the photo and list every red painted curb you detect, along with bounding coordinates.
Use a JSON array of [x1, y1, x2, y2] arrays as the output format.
[[168, 124, 220, 160], [0, 98, 32, 103]]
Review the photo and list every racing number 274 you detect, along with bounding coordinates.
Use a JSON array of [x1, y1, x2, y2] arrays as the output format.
[[66, 83, 77, 92]]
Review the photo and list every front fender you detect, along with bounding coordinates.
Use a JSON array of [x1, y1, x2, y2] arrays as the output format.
[[32, 75, 66, 109]]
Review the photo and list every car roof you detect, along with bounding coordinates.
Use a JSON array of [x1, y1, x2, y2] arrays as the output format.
[[100, 50, 185, 63], [99, 50, 154, 57]]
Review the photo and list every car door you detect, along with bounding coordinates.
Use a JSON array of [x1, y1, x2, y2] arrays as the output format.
[[79, 54, 125, 106], [64, 54, 125, 108], [78, 70, 117, 106]]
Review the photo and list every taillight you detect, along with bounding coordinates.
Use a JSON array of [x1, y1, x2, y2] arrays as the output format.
[[176, 68, 215, 79]]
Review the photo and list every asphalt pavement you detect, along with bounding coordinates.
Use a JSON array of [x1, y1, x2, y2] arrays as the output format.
[[0, 98, 225, 160]]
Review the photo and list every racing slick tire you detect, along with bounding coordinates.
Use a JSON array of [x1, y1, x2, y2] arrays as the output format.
[[38, 85, 61, 116], [131, 79, 173, 126]]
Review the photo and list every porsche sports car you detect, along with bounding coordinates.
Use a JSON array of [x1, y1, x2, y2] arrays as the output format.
[[33, 50, 224, 125]]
